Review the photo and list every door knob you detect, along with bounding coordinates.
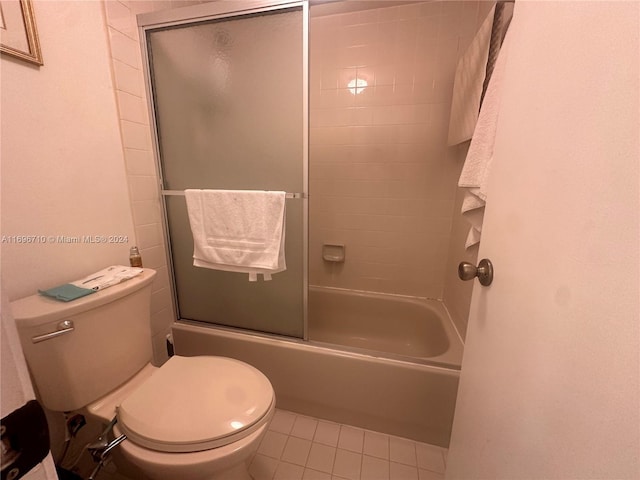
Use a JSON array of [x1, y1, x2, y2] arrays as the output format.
[[458, 258, 494, 286]]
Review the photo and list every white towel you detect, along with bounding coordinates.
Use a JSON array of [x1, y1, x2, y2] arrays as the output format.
[[447, 6, 496, 146], [458, 29, 512, 249], [71, 265, 144, 291], [185, 189, 286, 281]]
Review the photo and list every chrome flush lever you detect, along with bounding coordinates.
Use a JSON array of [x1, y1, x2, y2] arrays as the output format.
[[31, 320, 74, 343], [458, 259, 494, 286]]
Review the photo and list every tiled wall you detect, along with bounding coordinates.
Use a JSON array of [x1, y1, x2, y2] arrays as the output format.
[[102, 0, 207, 364], [309, 2, 486, 299]]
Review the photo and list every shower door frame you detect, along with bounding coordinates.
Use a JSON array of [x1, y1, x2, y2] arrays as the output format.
[[137, 0, 310, 340]]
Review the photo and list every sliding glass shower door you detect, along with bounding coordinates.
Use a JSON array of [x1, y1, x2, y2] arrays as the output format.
[[142, 2, 307, 337]]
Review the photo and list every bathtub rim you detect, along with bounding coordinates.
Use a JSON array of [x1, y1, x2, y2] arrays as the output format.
[[173, 314, 463, 371]]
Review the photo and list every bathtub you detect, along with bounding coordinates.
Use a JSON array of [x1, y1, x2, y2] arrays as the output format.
[[171, 288, 463, 447], [308, 286, 463, 369]]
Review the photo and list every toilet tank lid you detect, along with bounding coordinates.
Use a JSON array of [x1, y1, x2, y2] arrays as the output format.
[[10, 269, 156, 328], [117, 355, 275, 453]]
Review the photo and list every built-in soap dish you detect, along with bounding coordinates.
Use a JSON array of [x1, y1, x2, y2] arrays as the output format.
[[322, 244, 345, 263]]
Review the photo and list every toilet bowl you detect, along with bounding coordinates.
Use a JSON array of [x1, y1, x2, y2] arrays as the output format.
[[10, 268, 275, 480], [89, 355, 275, 480], [87, 355, 275, 480]]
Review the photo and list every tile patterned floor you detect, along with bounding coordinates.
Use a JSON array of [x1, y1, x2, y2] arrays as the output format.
[[249, 409, 447, 480]]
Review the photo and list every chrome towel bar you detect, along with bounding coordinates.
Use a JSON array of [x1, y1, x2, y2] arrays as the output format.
[[161, 190, 305, 199]]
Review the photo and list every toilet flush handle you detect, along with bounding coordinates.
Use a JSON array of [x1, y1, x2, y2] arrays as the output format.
[[31, 320, 75, 343]]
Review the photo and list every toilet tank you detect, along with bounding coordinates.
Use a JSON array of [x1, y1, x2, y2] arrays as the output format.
[[11, 269, 157, 412]]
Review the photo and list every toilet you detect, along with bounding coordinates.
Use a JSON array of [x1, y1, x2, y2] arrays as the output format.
[[11, 268, 275, 480]]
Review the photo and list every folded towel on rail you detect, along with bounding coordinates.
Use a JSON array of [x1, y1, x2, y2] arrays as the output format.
[[185, 189, 287, 281], [447, 5, 496, 146]]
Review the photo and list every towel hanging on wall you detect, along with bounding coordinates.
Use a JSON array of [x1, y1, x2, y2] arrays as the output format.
[[184, 189, 287, 281], [458, 27, 512, 249], [447, 5, 496, 146]]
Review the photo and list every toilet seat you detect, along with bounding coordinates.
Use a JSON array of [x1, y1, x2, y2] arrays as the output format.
[[116, 356, 275, 453]]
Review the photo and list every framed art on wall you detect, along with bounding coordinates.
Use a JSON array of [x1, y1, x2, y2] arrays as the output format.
[[0, 0, 42, 65]]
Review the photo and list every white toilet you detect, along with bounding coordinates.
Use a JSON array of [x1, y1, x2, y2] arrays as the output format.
[[11, 269, 275, 480]]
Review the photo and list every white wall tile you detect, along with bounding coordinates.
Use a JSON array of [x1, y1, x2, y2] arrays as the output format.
[[149, 306, 174, 336], [112, 59, 143, 96], [108, 27, 141, 68], [150, 328, 170, 365], [139, 244, 166, 269], [116, 90, 148, 124], [135, 221, 162, 249], [104, 1, 137, 40], [121, 121, 152, 151], [131, 200, 162, 226], [150, 265, 171, 293], [124, 147, 156, 176]]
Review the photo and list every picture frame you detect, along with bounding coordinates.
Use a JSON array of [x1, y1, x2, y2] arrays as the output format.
[[0, 0, 43, 65]]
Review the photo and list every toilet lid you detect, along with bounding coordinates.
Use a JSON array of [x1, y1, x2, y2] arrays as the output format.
[[117, 356, 275, 453]]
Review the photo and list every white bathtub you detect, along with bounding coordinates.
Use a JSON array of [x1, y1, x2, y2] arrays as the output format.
[[172, 288, 463, 447], [308, 286, 463, 369]]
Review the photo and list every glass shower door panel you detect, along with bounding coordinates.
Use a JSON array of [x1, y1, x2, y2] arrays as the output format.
[[148, 8, 304, 337]]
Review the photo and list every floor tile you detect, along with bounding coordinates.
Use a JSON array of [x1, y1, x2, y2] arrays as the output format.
[[390, 436, 417, 466], [415, 442, 445, 474], [292, 415, 319, 440], [303, 468, 333, 480], [249, 454, 279, 480], [270, 410, 297, 435], [258, 430, 288, 459], [390, 461, 419, 480], [364, 430, 390, 460], [333, 449, 362, 480], [419, 468, 445, 480], [362, 454, 391, 480], [255, 410, 447, 480], [282, 436, 313, 466], [274, 461, 304, 480], [306, 442, 337, 473], [314, 421, 341, 447], [338, 425, 365, 453]]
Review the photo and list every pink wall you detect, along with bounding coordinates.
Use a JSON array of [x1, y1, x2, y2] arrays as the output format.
[[1, 1, 135, 300]]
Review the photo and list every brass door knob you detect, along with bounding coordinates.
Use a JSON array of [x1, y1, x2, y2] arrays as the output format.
[[458, 259, 494, 286]]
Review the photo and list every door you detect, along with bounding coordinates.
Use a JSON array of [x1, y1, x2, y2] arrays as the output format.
[[140, 1, 308, 338], [446, 2, 639, 479]]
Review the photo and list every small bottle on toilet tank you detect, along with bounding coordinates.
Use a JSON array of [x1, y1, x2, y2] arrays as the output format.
[[129, 246, 143, 268]]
